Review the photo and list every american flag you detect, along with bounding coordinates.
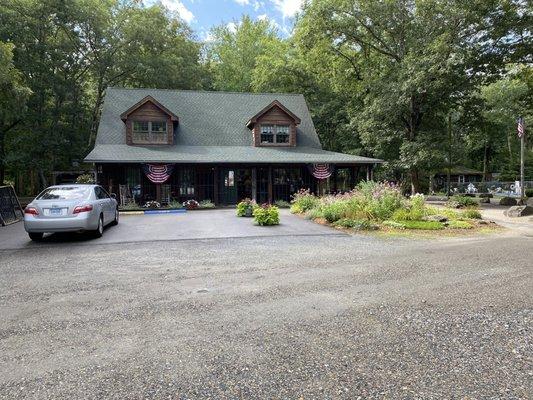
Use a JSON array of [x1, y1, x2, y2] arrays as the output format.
[[517, 117, 525, 138], [142, 164, 174, 183]]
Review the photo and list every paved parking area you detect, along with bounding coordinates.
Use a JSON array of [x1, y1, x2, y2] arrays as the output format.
[[0, 209, 343, 250]]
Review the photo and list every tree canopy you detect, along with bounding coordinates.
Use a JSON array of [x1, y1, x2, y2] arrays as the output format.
[[0, 0, 531, 193]]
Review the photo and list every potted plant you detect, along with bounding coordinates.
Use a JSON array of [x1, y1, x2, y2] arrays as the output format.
[[236, 198, 255, 217], [253, 203, 280, 226]]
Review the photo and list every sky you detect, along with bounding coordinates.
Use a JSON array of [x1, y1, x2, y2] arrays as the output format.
[[144, 0, 304, 40]]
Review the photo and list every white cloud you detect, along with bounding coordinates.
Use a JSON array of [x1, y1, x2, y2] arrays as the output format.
[[253, 0, 264, 11], [226, 22, 238, 33], [257, 14, 268, 21], [271, 0, 303, 18], [160, 0, 195, 23], [234, 0, 250, 5]]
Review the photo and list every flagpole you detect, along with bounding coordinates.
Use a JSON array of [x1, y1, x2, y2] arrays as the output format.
[[520, 131, 525, 202]]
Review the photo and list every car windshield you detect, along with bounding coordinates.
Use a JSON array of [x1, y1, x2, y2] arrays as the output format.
[[37, 187, 91, 200]]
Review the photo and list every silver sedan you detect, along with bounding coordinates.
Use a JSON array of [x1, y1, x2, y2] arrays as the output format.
[[24, 184, 119, 241]]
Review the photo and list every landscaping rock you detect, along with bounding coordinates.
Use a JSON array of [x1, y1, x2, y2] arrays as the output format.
[[479, 193, 493, 198], [527, 197, 533, 207], [499, 197, 517, 206], [479, 197, 490, 204], [504, 206, 533, 218], [423, 215, 448, 223]]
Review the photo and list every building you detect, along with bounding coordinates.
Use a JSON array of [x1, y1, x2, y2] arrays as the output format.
[[84, 88, 382, 205], [433, 166, 485, 192]]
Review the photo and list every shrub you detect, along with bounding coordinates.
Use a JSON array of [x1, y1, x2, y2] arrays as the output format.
[[322, 201, 347, 223], [305, 206, 324, 220], [274, 200, 290, 208], [526, 189, 533, 198], [167, 199, 183, 209], [445, 196, 478, 209], [447, 220, 473, 229], [354, 181, 404, 220], [333, 218, 378, 230], [183, 199, 199, 210], [76, 173, 95, 184], [461, 209, 482, 219], [253, 204, 280, 226], [236, 198, 255, 217], [400, 220, 444, 230], [199, 200, 215, 209], [143, 200, 161, 209], [499, 197, 517, 206], [290, 189, 319, 213], [479, 193, 493, 198]]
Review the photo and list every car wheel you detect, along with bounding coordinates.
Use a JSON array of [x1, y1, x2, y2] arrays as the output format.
[[93, 215, 104, 238], [28, 232, 43, 241], [111, 208, 119, 226]]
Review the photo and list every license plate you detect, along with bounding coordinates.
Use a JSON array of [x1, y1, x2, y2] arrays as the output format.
[[45, 208, 66, 216]]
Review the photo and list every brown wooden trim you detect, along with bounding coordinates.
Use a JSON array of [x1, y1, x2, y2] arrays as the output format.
[[246, 100, 301, 127], [120, 95, 178, 122]]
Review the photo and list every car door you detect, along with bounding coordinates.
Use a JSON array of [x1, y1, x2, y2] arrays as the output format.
[[94, 187, 111, 224], [100, 187, 115, 222]]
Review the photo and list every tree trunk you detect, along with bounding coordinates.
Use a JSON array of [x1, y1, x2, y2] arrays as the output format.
[[482, 142, 489, 182], [0, 130, 5, 185], [38, 168, 48, 191], [410, 168, 420, 194]]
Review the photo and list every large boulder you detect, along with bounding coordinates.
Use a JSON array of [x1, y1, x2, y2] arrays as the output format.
[[499, 197, 517, 206], [423, 215, 448, 223], [504, 205, 533, 218]]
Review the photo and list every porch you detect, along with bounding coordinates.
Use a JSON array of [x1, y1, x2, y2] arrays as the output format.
[[97, 163, 375, 206]]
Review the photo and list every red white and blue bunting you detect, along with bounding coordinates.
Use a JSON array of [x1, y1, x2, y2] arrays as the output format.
[[309, 163, 334, 180], [142, 163, 175, 183]]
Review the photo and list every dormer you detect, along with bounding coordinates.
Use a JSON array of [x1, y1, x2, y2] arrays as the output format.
[[120, 96, 178, 145], [247, 100, 301, 147]]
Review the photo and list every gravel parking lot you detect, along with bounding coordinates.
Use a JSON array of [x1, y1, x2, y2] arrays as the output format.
[[0, 211, 531, 399]]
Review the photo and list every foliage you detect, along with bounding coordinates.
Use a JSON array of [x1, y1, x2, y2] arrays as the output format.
[[525, 189, 533, 198], [183, 199, 199, 210], [199, 200, 216, 209], [75, 174, 95, 184], [143, 200, 160, 209], [333, 218, 378, 230], [447, 220, 474, 229], [499, 197, 517, 206], [167, 200, 184, 209], [253, 204, 280, 226], [382, 220, 406, 229], [290, 189, 319, 214], [236, 198, 256, 217], [400, 220, 445, 230], [274, 200, 291, 208], [461, 209, 482, 220], [445, 196, 479, 209]]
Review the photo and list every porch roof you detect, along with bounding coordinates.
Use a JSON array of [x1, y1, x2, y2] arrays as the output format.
[[85, 144, 381, 165]]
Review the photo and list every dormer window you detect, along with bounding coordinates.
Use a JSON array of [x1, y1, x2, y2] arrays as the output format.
[[247, 100, 301, 147], [261, 124, 289, 144], [132, 121, 168, 144]]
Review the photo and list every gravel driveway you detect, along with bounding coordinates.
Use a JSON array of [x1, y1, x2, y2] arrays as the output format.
[[0, 212, 531, 399]]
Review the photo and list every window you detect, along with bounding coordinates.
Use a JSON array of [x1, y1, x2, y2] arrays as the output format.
[[260, 125, 274, 143], [132, 120, 167, 143], [95, 186, 110, 199], [260, 124, 290, 145], [37, 187, 91, 200]]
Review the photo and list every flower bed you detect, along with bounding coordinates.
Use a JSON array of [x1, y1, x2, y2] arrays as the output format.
[[290, 182, 491, 233]]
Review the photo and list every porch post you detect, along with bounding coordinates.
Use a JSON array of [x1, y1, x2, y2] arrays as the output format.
[[156, 184, 161, 203], [251, 167, 257, 202], [366, 165, 371, 181], [213, 166, 219, 205], [332, 167, 338, 193], [268, 166, 273, 204]]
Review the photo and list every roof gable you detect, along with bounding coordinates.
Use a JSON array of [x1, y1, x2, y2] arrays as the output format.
[[246, 100, 301, 129], [120, 95, 179, 122]]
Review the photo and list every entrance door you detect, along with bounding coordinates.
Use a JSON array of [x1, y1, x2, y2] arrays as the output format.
[[236, 169, 253, 201], [219, 168, 237, 204]]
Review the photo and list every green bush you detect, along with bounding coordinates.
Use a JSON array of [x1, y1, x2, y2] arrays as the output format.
[[75, 173, 94, 184], [447, 220, 473, 229], [354, 181, 404, 220], [526, 189, 533, 198], [120, 201, 139, 210], [290, 189, 319, 213], [400, 220, 444, 230], [253, 204, 280, 226], [167, 200, 183, 209], [461, 209, 482, 219], [499, 197, 517, 206], [333, 218, 378, 230], [445, 196, 478, 209], [274, 200, 290, 208], [199, 200, 215, 209], [236, 198, 255, 217], [322, 201, 347, 223], [305, 206, 324, 220]]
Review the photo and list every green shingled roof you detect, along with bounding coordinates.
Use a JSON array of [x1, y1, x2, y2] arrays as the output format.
[[85, 87, 382, 164]]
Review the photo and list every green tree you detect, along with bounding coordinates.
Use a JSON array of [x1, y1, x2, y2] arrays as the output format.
[[0, 41, 31, 185], [206, 15, 285, 92], [297, 0, 527, 193]]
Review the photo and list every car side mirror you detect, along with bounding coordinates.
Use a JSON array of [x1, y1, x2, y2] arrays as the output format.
[[110, 193, 116, 199]]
